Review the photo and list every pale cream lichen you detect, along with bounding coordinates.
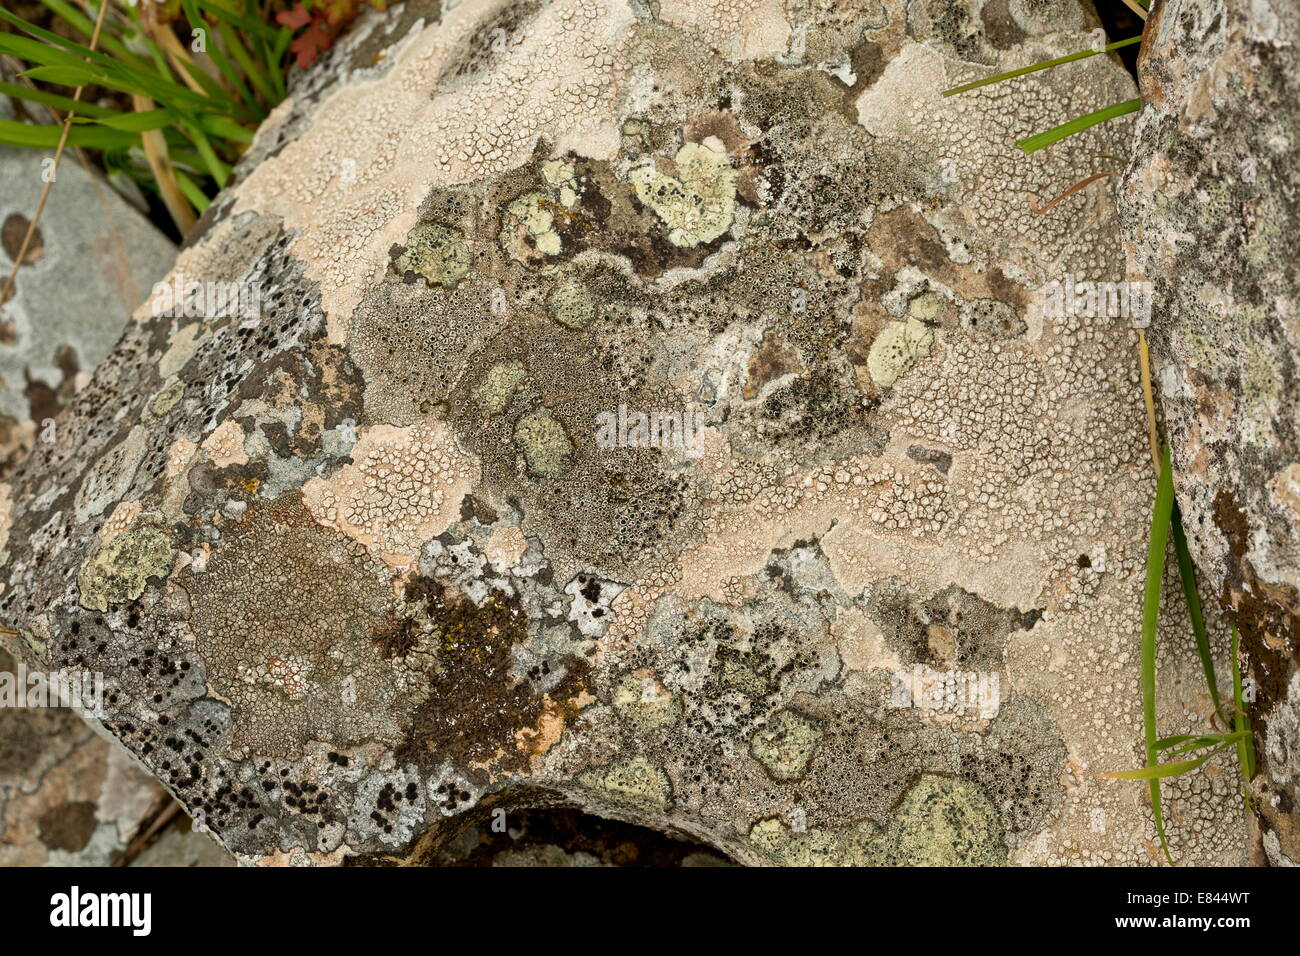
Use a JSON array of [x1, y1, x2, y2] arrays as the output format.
[[301, 420, 478, 568], [867, 317, 934, 386], [201, 419, 249, 469], [628, 141, 738, 248]]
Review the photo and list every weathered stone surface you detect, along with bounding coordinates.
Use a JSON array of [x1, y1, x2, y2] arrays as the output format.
[[0, 0, 1253, 865], [0, 90, 177, 479], [1119, 0, 1300, 865], [0, 643, 164, 865]]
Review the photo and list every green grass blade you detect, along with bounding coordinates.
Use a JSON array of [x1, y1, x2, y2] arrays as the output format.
[[34, 0, 149, 69], [0, 8, 217, 113], [1102, 743, 1233, 780], [1231, 626, 1256, 813], [943, 35, 1142, 96], [1171, 502, 1222, 716], [216, 19, 276, 106], [0, 117, 138, 149], [1016, 98, 1142, 154], [182, 0, 257, 113], [173, 168, 212, 212], [1154, 734, 1211, 750], [1159, 731, 1246, 760], [96, 109, 178, 132], [1143, 445, 1177, 864], [0, 32, 91, 69], [0, 80, 116, 118], [178, 117, 231, 187]]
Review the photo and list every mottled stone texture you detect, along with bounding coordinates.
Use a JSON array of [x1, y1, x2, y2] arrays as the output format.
[[0, 0, 1254, 865], [0, 88, 177, 479], [1119, 0, 1299, 865], [0, 641, 162, 865]]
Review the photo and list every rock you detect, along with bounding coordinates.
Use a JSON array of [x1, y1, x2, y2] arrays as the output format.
[[0, 90, 177, 479], [0, 643, 165, 865], [1118, 0, 1300, 865], [0, 0, 1251, 865]]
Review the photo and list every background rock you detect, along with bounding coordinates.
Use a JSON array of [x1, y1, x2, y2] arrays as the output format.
[[0, 87, 176, 479], [1119, 0, 1299, 865]]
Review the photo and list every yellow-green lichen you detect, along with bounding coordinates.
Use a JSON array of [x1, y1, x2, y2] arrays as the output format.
[[867, 317, 934, 387], [749, 817, 884, 866], [579, 755, 672, 809], [750, 708, 822, 781], [77, 525, 175, 612], [883, 774, 1006, 866], [476, 360, 528, 415], [541, 158, 580, 209], [611, 673, 680, 734], [500, 192, 563, 261], [547, 278, 596, 329], [148, 379, 185, 417], [514, 406, 573, 478], [628, 141, 737, 248], [395, 223, 471, 287]]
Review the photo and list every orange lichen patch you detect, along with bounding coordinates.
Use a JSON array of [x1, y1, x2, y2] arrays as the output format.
[[202, 419, 249, 469], [229, 0, 638, 342], [301, 421, 479, 569], [516, 687, 597, 759]]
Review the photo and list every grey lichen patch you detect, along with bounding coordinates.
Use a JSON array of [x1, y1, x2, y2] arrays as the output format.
[[750, 708, 823, 781], [148, 379, 185, 417], [394, 223, 471, 287], [579, 755, 672, 810], [547, 277, 596, 328], [476, 359, 528, 415], [883, 774, 1006, 866], [514, 406, 573, 478], [77, 525, 174, 612], [749, 817, 884, 866], [867, 317, 933, 386], [628, 142, 737, 248]]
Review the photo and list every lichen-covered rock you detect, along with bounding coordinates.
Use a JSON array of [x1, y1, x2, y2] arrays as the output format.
[[0, 0, 1252, 865], [1118, 0, 1300, 865]]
